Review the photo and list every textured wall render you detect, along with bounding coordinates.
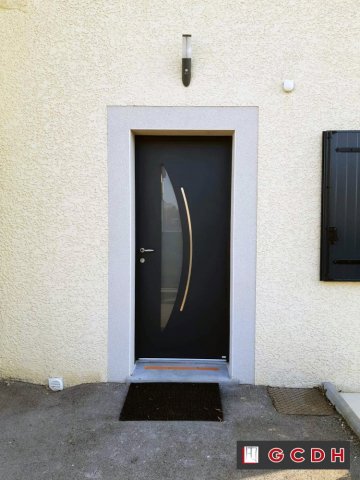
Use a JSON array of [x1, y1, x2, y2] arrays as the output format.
[[0, 0, 360, 388]]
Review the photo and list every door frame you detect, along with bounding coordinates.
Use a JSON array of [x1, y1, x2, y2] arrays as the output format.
[[108, 106, 258, 383]]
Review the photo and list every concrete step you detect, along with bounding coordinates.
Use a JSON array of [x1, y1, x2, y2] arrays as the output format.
[[128, 359, 233, 383]]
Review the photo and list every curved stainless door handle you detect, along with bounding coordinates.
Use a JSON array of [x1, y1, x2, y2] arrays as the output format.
[[139, 248, 155, 253], [180, 187, 192, 312]]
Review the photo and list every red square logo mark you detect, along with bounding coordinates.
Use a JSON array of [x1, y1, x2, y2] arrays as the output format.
[[242, 446, 259, 464]]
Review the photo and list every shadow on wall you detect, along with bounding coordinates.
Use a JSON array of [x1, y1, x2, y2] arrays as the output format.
[[0, 0, 27, 12]]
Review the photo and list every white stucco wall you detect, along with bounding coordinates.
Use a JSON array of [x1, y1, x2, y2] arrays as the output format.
[[1, 0, 359, 389]]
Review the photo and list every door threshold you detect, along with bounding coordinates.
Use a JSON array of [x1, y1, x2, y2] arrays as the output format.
[[128, 359, 233, 383], [138, 358, 227, 363]]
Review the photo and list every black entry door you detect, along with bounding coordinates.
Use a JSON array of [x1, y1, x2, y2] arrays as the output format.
[[135, 136, 231, 359]]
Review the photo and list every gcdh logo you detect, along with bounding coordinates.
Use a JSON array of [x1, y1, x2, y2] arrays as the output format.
[[237, 441, 350, 470]]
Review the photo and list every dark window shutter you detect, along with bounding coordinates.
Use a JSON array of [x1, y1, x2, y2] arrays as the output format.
[[321, 131, 360, 280]]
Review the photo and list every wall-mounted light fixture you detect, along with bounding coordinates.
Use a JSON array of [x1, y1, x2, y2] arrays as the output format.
[[182, 34, 192, 87]]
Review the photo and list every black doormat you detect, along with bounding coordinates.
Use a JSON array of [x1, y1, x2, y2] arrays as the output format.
[[119, 382, 223, 421]]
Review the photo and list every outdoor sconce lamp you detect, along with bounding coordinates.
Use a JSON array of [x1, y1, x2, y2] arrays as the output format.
[[182, 34, 192, 86]]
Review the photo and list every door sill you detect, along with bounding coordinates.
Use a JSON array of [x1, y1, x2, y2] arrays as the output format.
[[138, 358, 227, 363], [128, 359, 233, 383]]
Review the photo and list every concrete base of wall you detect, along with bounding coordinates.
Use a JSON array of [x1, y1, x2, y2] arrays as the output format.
[[323, 382, 360, 439]]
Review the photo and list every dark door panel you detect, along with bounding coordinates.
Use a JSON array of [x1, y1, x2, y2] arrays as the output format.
[[135, 136, 231, 359]]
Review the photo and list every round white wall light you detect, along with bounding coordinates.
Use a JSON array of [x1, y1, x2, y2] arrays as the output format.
[[282, 79, 295, 92]]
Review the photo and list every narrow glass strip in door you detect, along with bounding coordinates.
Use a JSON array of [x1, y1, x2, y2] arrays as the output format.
[[161, 166, 183, 330]]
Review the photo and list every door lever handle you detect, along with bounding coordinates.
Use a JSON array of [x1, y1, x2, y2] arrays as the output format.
[[139, 248, 155, 253]]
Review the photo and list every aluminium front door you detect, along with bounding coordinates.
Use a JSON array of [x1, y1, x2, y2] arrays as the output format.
[[135, 136, 231, 359]]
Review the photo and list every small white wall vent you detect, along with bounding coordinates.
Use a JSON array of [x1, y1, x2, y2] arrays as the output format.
[[48, 377, 64, 391]]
